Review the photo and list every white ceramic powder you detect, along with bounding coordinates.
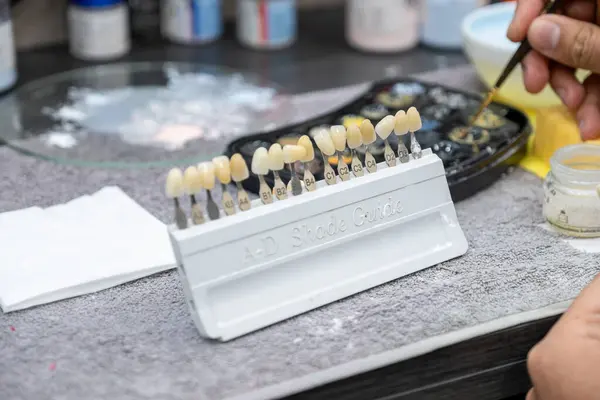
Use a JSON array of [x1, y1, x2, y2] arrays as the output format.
[[41, 66, 282, 150]]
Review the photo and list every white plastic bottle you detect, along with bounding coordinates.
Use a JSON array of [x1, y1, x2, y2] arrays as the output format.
[[345, 0, 419, 53], [68, 0, 131, 61], [421, 0, 488, 49], [0, 0, 16, 92], [161, 0, 223, 45]]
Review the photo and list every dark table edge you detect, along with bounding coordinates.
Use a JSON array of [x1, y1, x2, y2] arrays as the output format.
[[285, 315, 559, 400]]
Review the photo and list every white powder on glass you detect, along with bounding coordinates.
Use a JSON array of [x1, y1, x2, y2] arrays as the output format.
[[42, 66, 280, 150]]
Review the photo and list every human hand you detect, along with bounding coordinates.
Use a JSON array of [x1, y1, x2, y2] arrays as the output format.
[[507, 0, 600, 140], [525, 273, 600, 399]]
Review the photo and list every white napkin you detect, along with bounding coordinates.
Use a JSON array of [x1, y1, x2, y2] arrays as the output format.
[[0, 186, 176, 313]]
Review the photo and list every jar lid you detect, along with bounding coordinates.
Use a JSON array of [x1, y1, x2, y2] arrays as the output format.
[[70, 0, 123, 8]]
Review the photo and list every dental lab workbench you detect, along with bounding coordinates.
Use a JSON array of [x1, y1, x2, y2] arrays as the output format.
[[2, 10, 599, 400]]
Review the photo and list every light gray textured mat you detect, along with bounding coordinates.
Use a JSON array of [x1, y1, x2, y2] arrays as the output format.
[[1, 66, 599, 400]]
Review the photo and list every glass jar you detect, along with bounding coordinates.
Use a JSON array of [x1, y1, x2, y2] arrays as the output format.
[[543, 144, 600, 238]]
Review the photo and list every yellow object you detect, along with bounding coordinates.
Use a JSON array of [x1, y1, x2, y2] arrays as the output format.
[[519, 106, 600, 178]]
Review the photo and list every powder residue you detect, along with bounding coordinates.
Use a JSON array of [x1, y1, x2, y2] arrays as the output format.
[[41, 65, 282, 150]]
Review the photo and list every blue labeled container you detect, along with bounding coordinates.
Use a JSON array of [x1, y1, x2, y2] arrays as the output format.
[[236, 0, 297, 50], [161, 0, 223, 44]]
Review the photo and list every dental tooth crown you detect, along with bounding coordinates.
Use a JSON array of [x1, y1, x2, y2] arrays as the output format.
[[165, 167, 185, 199], [359, 119, 377, 145], [198, 162, 216, 190], [251, 147, 270, 176], [183, 165, 203, 194], [375, 115, 395, 140], [283, 145, 306, 164], [407, 107, 423, 132], [394, 110, 409, 136], [212, 155, 232, 185], [268, 143, 285, 171], [314, 128, 336, 156], [346, 125, 363, 149], [230, 153, 250, 182], [329, 125, 347, 152], [297, 135, 315, 162]]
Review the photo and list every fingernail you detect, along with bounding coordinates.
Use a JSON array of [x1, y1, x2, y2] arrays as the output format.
[[556, 88, 568, 104], [529, 18, 560, 51]]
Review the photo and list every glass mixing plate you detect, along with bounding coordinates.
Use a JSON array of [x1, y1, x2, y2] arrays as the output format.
[[0, 62, 293, 168]]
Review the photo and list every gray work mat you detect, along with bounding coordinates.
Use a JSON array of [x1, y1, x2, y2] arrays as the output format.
[[1, 66, 599, 400]]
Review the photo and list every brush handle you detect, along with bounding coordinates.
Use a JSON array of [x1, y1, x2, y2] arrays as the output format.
[[494, 0, 563, 89]]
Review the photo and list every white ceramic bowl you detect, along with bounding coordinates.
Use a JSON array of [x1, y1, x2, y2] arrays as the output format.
[[461, 2, 587, 109]]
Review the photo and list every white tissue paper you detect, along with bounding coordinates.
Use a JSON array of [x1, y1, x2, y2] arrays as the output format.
[[0, 186, 176, 313]]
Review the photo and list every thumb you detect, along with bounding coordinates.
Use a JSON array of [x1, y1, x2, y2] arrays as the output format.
[[528, 14, 600, 74]]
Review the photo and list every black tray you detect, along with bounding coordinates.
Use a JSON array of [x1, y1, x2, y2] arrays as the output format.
[[225, 78, 532, 202]]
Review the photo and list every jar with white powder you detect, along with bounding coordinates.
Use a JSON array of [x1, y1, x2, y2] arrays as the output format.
[[68, 0, 131, 61], [543, 144, 600, 238], [345, 0, 419, 53]]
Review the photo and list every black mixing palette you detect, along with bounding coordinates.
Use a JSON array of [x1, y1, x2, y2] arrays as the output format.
[[225, 79, 532, 202]]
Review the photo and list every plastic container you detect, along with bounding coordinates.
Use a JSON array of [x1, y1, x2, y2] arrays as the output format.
[[543, 144, 600, 238], [68, 0, 131, 61], [421, 0, 487, 49], [236, 0, 296, 50], [345, 0, 419, 53], [161, 0, 222, 45], [0, 0, 16, 93]]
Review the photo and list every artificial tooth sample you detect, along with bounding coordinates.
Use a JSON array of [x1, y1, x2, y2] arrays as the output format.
[[183, 166, 205, 225], [251, 147, 273, 205], [230, 153, 252, 211], [360, 119, 377, 173], [212, 156, 236, 216], [375, 115, 397, 167], [297, 135, 317, 192], [268, 143, 288, 200], [394, 110, 410, 164], [165, 168, 188, 229], [330, 125, 350, 181], [313, 128, 337, 185], [198, 162, 221, 220], [283, 144, 306, 196], [346, 125, 364, 177], [407, 106, 423, 159]]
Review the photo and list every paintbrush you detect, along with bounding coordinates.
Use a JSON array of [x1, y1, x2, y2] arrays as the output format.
[[469, 0, 564, 127]]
